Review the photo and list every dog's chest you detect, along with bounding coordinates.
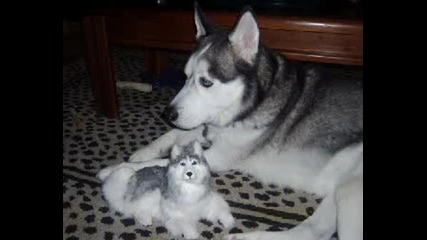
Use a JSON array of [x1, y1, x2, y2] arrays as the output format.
[[176, 182, 207, 203], [204, 123, 264, 148]]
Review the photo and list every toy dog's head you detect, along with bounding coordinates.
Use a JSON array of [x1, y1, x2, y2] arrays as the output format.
[[167, 141, 211, 186]]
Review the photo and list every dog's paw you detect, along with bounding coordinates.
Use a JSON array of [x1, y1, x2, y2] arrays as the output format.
[[129, 148, 157, 162], [223, 231, 273, 240]]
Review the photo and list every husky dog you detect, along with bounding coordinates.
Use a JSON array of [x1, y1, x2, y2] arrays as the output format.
[[101, 141, 234, 239], [99, 3, 363, 240]]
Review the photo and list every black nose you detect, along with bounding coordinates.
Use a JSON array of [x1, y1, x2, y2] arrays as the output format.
[[163, 106, 179, 122], [186, 172, 193, 177]]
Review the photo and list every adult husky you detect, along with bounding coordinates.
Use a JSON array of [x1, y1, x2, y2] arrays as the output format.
[[98, 3, 363, 240]]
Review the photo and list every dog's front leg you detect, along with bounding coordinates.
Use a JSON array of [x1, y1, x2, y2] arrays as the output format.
[[203, 141, 245, 172], [129, 126, 205, 162], [336, 176, 363, 240], [224, 193, 338, 240], [204, 147, 238, 172], [204, 193, 234, 229]]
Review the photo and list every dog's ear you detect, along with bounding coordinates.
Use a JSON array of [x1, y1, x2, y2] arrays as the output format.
[[194, 1, 214, 39], [192, 141, 203, 156], [229, 7, 259, 64], [170, 144, 182, 161]]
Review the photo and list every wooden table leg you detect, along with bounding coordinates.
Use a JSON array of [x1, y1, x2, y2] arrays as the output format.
[[145, 48, 168, 76], [82, 16, 119, 119]]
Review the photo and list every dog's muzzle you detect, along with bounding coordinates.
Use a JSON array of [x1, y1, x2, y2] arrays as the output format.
[[163, 106, 179, 122]]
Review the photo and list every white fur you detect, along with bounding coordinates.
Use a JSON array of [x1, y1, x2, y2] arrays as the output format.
[[202, 123, 265, 171], [336, 176, 363, 240]]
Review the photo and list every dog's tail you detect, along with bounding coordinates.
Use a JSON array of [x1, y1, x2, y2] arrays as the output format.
[[101, 167, 136, 216]]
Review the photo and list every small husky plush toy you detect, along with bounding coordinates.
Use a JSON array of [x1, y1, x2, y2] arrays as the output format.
[[101, 141, 234, 239]]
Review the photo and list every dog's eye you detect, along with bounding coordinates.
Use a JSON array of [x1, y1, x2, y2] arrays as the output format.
[[180, 162, 186, 166], [199, 77, 213, 88], [191, 161, 197, 165]]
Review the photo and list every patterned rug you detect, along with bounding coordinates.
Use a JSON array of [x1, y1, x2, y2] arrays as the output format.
[[63, 47, 361, 240]]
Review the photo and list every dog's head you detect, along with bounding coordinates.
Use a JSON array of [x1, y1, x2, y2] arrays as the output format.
[[164, 4, 261, 129], [167, 141, 211, 185]]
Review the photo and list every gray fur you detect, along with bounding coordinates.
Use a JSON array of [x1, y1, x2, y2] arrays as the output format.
[[170, 141, 209, 165], [125, 166, 167, 201]]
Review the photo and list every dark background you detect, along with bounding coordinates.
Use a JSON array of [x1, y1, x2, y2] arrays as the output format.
[[63, 0, 362, 20]]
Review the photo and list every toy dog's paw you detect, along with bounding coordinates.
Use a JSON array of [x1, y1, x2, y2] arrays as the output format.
[[136, 215, 152, 226], [219, 213, 235, 229], [165, 221, 182, 237], [183, 228, 200, 240]]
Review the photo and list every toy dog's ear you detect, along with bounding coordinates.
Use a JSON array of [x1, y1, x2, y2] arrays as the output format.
[[192, 141, 203, 156], [170, 145, 182, 161]]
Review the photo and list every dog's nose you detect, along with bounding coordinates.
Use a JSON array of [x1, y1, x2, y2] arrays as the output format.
[[163, 106, 179, 122], [186, 172, 193, 177]]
